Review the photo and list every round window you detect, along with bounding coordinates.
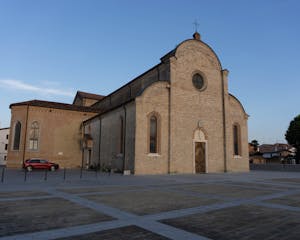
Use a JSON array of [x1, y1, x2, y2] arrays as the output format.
[[192, 73, 205, 90]]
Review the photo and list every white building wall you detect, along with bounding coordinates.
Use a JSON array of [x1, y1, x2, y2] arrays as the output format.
[[0, 128, 10, 166]]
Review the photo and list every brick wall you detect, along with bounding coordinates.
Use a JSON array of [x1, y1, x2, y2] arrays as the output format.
[[7, 105, 97, 168]]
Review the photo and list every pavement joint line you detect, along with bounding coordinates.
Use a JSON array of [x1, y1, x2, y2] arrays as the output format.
[[143, 189, 300, 221], [254, 201, 300, 212], [248, 189, 300, 201], [258, 181, 300, 189], [212, 181, 287, 191], [44, 188, 137, 219], [0, 219, 130, 240], [76, 188, 150, 197], [133, 219, 211, 240], [143, 200, 247, 221]]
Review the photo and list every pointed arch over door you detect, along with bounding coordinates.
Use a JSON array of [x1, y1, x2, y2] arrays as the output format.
[[193, 128, 207, 173]]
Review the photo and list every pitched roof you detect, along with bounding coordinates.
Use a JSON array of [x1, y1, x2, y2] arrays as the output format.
[[73, 91, 105, 104], [259, 143, 291, 153], [10, 100, 100, 113]]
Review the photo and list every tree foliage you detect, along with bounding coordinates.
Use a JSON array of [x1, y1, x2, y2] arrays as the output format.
[[285, 114, 300, 163], [250, 139, 259, 152]]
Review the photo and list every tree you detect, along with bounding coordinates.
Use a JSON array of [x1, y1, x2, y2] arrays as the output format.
[[250, 139, 259, 152], [285, 114, 300, 164]]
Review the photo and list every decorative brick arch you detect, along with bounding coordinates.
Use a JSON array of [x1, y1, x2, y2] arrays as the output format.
[[193, 128, 207, 142], [193, 128, 208, 173]]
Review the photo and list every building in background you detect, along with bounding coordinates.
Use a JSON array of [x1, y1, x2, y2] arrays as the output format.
[[249, 143, 296, 164], [0, 127, 9, 166], [6, 93, 101, 168]]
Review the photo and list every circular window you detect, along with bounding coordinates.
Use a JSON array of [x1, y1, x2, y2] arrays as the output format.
[[193, 73, 204, 90], [192, 73, 205, 90]]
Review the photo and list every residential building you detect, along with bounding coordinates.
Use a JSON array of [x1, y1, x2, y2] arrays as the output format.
[[0, 127, 9, 165]]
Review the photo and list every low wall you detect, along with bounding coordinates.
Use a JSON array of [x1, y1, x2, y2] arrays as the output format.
[[250, 163, 300, 172]]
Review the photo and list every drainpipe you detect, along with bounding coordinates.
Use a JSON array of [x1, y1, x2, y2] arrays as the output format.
[[167, 83, 171, 174], [98, 116, 102, 168], [22, 104, 29, 164], [81, 121, 84, 170], [123, 105, 127, 171]]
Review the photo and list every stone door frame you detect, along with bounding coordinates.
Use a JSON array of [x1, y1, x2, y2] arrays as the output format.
[[193, 128, 208, 173]]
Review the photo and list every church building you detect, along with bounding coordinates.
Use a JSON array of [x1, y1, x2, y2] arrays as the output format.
[[7, 32, 249, 174]]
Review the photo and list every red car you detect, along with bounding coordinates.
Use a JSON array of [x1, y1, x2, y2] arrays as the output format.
[[23, 159, 59, 172]]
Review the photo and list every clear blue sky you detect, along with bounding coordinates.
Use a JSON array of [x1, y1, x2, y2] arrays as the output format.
[[0, 0, 299, 144]]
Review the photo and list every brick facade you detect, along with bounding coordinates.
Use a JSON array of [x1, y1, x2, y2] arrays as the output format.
[[7, 104, 97, 168], [7, 33, 249, 174]]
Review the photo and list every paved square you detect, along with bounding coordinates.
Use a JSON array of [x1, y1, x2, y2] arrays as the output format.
[[84, 190, 220, 215], [0, 197, 114, 237], [1, 170, 300, 239], [57, 225, 169, 240], [161, 204, 300, 240]]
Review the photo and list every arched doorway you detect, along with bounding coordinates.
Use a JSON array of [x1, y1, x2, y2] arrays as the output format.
[[193, 129, 207, 173]]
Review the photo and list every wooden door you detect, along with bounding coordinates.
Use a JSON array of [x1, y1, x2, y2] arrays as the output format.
[[195, 142, 206, 173]]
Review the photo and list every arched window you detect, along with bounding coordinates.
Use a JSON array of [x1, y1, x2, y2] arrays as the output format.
[[119, 117, 124, 154], [29, 121, 39, 150], [13, 121, 21, 150], [233, 124, 241, 156], [149, 115, 158, 153]]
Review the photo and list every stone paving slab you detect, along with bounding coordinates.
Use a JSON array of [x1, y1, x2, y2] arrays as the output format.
[[84, 190, 220, 215], [265, 193, 300, 208], [171, 183, 277, 199], [270, 178, 300, 184], [222, 181, 288, 190], [57, 225, 170, 240], [161, 204, 300, 240], [58, 186, 142, 194], [0, 191, 49, 198], [0, 198, 114, 237]]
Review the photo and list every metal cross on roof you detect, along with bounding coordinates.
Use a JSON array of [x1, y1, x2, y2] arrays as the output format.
[[193, 20, 200, 32]]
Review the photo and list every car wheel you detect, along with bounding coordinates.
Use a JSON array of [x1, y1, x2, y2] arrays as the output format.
[[50, 166, 56, 171], [27, 166, 32, 172]]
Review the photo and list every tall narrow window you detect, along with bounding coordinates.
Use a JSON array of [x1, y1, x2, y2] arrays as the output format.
[[29, 121, 39, 150], [119, 117, 124, 154], [150, 115, 158, 153], [13, 121, 21, 150], [233, 124, 241, 156]]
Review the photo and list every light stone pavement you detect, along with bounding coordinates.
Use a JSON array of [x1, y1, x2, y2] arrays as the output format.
[[0, 169, 300, 240]]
